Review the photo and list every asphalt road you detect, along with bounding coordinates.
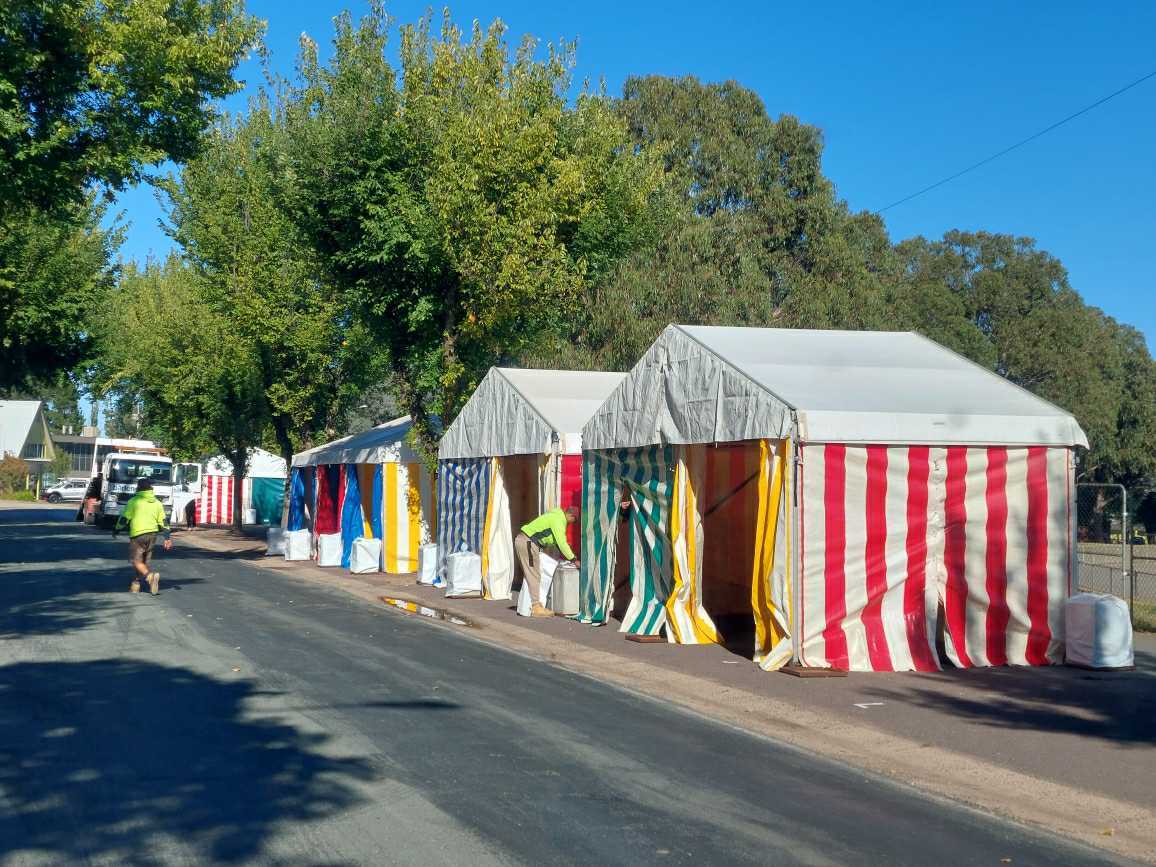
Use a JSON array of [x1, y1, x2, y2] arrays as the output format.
[[0, 505, 1132, 866]]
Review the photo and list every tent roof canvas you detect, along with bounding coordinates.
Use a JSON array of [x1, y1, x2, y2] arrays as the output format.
[[206, 447, 288, 478], [439, 368, 626, 459], [293, 416, 420, 466], [583, 325, 1088, 450], [0, 400, 52, 461]]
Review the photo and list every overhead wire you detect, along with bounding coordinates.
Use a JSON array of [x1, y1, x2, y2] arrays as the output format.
[[879, 68, 1156, 212]]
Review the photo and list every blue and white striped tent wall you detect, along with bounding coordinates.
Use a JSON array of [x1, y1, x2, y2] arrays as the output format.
[[436, 457, 492, 580]]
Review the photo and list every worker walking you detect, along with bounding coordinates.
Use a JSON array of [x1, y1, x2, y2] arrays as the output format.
[[515, 505, 578, 618], [112, 478, 172, 595]]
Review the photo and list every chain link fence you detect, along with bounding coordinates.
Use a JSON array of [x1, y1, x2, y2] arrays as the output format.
[[1076, 483, 1129, 599], [1075, 484, 1156, 628]]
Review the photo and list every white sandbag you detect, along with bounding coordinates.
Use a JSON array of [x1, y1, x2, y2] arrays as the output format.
[[266, 527, 286, 557], [445, 551, 483, 597], [516, 553, 558, 616], [418, 543, 441, 586], [317, 532, 343, 567], [1065, 593, 1133, 669], [549, 563, 580, 616], [350, 537, 382, 574], [284, 529, 312, 561]]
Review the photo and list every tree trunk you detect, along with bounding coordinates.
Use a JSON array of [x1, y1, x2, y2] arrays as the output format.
[[231, 444, 249, 535]]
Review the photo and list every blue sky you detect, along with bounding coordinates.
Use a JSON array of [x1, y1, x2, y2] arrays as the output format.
[[112, 0, 1156, 350]]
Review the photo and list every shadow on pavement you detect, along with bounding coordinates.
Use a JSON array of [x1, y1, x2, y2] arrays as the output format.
[[0, 659, 379, 864], [863, 648, 1156, 746], [0, 564, 206, 639]]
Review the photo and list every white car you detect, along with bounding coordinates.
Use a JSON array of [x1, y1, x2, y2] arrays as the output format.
[[43, 478, 90, 504]]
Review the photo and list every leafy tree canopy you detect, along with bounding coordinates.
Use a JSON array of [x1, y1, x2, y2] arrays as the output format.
[[162, 99, 388, 467], [273, 6, 667, 452], [0, 0, 261, 219], [0, 199, 121, 389]]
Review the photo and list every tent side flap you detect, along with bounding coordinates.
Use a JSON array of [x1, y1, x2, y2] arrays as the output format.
[[438, 370, 554, 460], [797, 444, 1072, 672], [583, 326, 794, 451]]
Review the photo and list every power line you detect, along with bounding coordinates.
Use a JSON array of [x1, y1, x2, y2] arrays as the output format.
[[880, 68, 1156, 212]]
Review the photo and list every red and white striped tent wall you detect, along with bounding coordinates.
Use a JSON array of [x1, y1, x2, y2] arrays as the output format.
[[194, 448, 287, 525], [196, 474, 251, 525], [580, 325, 1088, 673]]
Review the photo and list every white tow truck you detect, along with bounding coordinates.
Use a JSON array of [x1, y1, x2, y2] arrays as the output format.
[[95, 452, 178, 527]]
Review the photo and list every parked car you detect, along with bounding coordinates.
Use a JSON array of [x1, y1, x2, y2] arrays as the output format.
[[43, 478, 90, 504]]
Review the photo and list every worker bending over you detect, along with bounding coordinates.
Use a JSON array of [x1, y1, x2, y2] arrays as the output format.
[[515, 505, 578, 617]]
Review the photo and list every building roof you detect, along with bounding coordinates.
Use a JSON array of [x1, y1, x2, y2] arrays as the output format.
[[0, 400, 51, 461], [583, 325, 1089, 450], [439, 368, 627, 460], [292, 417, 420, 467]]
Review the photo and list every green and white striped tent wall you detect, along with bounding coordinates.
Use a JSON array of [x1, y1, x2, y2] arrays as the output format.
[[578, 445, 674, 636]]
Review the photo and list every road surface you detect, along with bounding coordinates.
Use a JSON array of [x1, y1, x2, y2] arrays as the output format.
[[0, 505, 1130, 865]]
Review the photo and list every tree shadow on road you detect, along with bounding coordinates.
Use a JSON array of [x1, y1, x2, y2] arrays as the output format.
[[862, 648, 1156, 747], [0, 563, 206, 639], [0, 659, 377, 864]]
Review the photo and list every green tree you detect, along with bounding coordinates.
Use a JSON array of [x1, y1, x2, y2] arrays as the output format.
[[163, 99, 387, 478], [0, 0, 260, 393], [536, 76, 900, 370], [3, 371, 85, 433], [274, 7, 664, 452], [0, 0, 261, 217], [896, 231, 1156, 485], [95, 258, 267, 530], [0, 200, 121, 390]]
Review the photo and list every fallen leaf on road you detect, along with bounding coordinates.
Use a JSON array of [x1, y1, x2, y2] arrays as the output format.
[[1102, 829, 1115, 836]]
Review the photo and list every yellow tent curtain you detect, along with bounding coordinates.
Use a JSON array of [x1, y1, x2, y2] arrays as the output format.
[[660, 440, 793, 668], [751, 439, 793, 670], [382, 462, 432, 574]]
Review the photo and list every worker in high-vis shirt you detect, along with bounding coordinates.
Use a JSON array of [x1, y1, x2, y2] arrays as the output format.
[[112, 478, 172, 595], [515, 506, 578, 617]]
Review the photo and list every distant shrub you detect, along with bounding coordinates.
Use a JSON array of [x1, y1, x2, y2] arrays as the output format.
[[0, 454, 30, 495]]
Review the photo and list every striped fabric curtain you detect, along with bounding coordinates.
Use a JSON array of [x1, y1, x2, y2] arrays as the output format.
[[578, 445, 674, 636], [382, 462, 431, 574], [436, 458, 492, 581], [798, 444, 1072, 672], [665, 445, 718, 644], [287, 467, 306, 531], [340, 463, 362, 568], [751, 439, 793, 671]]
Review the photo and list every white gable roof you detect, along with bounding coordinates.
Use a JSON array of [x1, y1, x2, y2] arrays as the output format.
[[439, 368, 627, 459], [293, 416, 420, 466], [583, 325, 1088, 450], [206, 447, 287, 478], [0, 400, 49, 460]]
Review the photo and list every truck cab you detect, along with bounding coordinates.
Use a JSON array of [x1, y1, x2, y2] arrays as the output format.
[[99, 453, 176, 525]]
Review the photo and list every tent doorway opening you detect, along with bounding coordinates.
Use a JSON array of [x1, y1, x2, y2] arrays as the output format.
[[501, 454, 541, 594], [699, 442, 760, 659]]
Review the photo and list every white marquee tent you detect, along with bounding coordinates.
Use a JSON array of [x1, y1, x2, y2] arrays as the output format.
[[579, 325, 1088, 673], [437, 368, 625, 597]]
